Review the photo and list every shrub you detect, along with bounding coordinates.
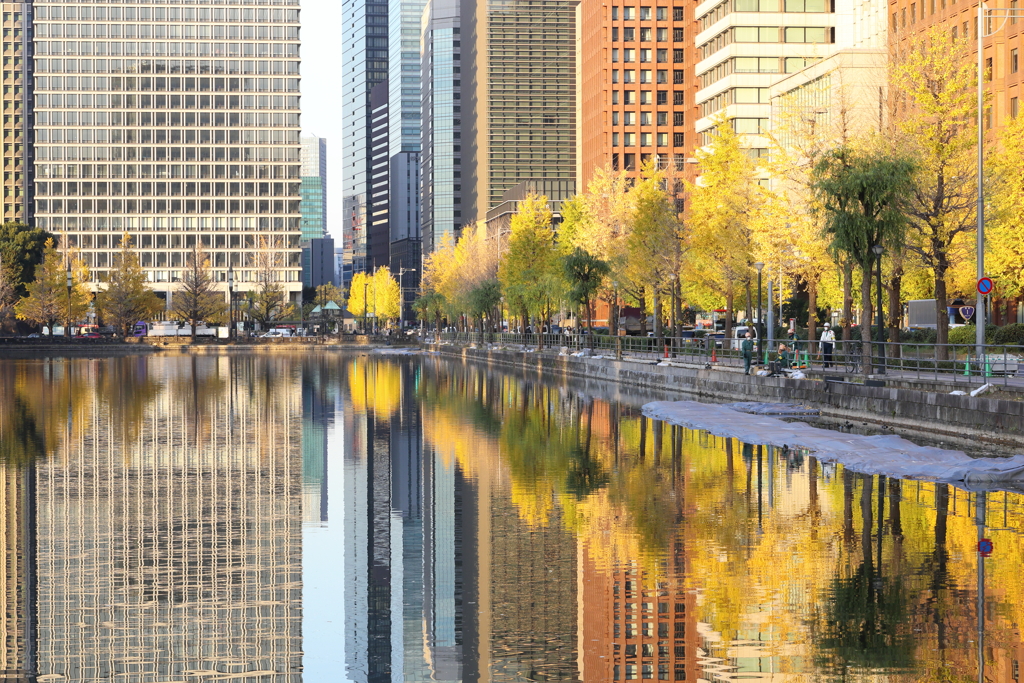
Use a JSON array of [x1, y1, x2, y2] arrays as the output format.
[[947, 324, 999, 346], [992, 323, 1024, 346], [900, 328, 937, 344]]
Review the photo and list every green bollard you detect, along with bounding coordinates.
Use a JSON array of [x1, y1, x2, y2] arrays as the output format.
[[985, 357, 992, 377], [964, 353, 971, 376]]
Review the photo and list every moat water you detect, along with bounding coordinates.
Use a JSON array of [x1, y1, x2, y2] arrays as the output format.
[[0, 353, 1019, 681]]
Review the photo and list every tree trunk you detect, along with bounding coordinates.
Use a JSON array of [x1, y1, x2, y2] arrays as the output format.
[[744, 278, 753, 324], [807, 278, 818, 355], [934, 264, 950, 361], [638, 291, 648, 336], [888, 271, 902, 358], [724, 288, 734, 341], [860, 266, 873, 378], [842, 260, 853, 342], [653, 288, 662, 342]]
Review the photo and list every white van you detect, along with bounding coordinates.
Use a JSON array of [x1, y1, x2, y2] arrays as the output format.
[[728, 325, 759, 350]]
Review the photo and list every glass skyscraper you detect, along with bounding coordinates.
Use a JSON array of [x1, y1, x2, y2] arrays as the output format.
[[300, 134, 326, 242], [342, 0, 388, 276], [2, 3, 31, 224], [31, 0, 303, 303]]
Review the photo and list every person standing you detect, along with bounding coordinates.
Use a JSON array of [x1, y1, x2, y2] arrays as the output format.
[[741, 331, 755, 375], [820, 322, 835, 369]]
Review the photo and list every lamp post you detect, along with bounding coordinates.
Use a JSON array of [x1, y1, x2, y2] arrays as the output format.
[[612, 280, 622, 360], [65, 266, 73, 339], [227, 266, 235, 342], [398, 266, 416, 332], [872, 244, 885, 374], [362, 280, 368, 334], [754, 262, 764, 359]]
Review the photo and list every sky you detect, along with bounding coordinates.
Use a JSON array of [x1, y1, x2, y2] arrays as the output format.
[[301, 0, 345, 241]]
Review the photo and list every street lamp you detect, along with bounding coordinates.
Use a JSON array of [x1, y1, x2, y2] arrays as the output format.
[[362, 280, 368, 334], [754, 262, 764, 359], [612, 280, 622, 360], [65, 266, 73, 339], [872, 244, 885, 374], [227, 266, 235, 342]]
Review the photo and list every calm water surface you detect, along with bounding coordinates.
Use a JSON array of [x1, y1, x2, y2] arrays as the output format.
[[0, 353, 1020, 682]]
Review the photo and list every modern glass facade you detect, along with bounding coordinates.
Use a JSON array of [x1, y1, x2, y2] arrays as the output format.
[[342, 0, 388, 275], [389, 0, 425, 159], [300, 134, 326, 241], [2, 2, 31, 223], [419, 0, 459, 257], [31, 0, 303, 301]]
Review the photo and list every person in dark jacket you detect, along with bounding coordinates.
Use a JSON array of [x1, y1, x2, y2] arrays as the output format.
[[741, 331, 755, 375]]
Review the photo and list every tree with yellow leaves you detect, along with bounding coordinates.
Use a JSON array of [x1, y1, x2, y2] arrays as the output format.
[[684, 118, 764, 339], [892, 28, 978, 354], [371, 266, 402, 324], [15, 238, 91, 336], [986, 111, 1024, 302]]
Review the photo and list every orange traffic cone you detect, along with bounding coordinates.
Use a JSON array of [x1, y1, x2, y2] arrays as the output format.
[[711, 347, 717, 363], [664, 344, 670, 358]]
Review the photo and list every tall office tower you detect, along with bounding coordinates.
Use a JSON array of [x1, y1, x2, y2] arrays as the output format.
[[459, 0, 576, 227], [578, 1, 699, 189], [2, 3, 31, 224], [419, 0, 461, 257], [32, 0, 303, 305], [367, 80, 390, 271], [300, 134, 327, 241], [387, 0, 423, 296], [0, 462, 35, 679], [342, 0, 389, 275], [695, 0, 842, 154]]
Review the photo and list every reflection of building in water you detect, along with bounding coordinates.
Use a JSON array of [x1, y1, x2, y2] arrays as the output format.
[[31, 356, 304, 681], [0, 463, 35, 680], [302, 371, 333, 526]]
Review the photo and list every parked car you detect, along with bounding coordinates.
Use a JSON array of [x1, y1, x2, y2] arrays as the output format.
[[728, 325, 759, 350]]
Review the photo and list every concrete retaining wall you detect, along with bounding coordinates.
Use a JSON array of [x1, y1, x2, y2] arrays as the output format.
[[432, 345, 1024, 448]]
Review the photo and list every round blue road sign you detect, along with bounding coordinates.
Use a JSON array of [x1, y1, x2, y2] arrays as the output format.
[[979, 538, 994, 557], [978, 277, 994, 295]]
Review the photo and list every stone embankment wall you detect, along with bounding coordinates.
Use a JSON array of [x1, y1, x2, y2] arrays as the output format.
[[431, 345, 1024, 448]]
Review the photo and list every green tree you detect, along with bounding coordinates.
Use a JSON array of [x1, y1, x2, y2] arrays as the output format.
[[0, 222, 52, 295], [413, 290, 446, 333], [95, 234, 164, 337], [14, 239, 91, 335], [468, 279, 503, 332], [811, 143, 916, 375], [497, 193, 563, 345], [0, 255, 16, 333], [248, 235, 292, 326], [171, 244, 223, 342], [563, 247, 611, 343]]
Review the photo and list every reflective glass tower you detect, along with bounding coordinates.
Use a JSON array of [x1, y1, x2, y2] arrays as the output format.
[[31, 0, 303, 304], [300, 134, 327, 242]]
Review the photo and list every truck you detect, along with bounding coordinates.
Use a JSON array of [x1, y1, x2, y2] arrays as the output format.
[[907, 299, 938, 329]]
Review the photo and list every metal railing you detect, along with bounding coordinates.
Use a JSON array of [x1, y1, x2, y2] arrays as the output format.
[[424, 331, 1024, 387]]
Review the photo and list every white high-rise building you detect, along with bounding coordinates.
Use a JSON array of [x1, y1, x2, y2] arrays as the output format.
[[31, 0, 304, 305]]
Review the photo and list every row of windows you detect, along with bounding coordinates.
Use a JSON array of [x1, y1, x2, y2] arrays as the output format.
[[35, 110, 299, 127], [35, 163, 299, 180], [611, 89, 685, 106], [35, 58, 300, 74], [611, 47, 685, 63], [611, 6, 686, 22], [612, 131, 685, 147], [700, 26, 834, 57], [611, 26, 685, 42], [612, 663, 685, 681], [699, 56, 820, 86], [36, 6, 299, 23], [36, 76, 300, 93], [68, 250, 302, 271], [697, 117, 768, 144], [38, 216, 299, 233], [37, 198, 301, 214], [38, 129, 298, 143], [36, 24, 299, 40], [36, 93, 301, 109], [612, 110, 685, 125], [38, 181, 300, 196], [35, 145, 300, 163], [612, 68, 685, 84], [78, 269, 302, 284], [700, 0, 833, 31], [36, 41, 301, 58], [701, 86, 770, 115]]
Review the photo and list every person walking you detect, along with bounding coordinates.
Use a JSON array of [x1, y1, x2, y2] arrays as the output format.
[[741, 331, 755, 375], [820, 322, 835, 369]]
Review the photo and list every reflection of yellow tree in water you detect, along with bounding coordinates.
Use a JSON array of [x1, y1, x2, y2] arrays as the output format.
[[347, 358, 402, 419]]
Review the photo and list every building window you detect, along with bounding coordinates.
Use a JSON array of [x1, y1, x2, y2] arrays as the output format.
[[640, 48, 652, 62], [673, 28, 685, 41], [613, 111, 620, 124], [910, 3, 916, 22], [736, 26, 781, 41], [674, 69, 684, 83], [625, 69, 636, 83], [674, 7, 684, 20], [986, 56, 993, 81], [732, 117, 767, 133], [640, 6, 652, 19], [624, 153, 636, 169], [657, 6, 668, 20], [658, 111, 668, 125], [657, 27, 668, 41], [624, 6, 636, 19], [640, 90, 652, 103], [785, 0, 828, 10], [640, 27, 653, 40], [901, 8, 906, 26], [657, 132, 669, 146], [784, 26, 830, 42], [658, 69, 668, 83], [613, 132, 620, 146], [658, 49, 669, 62], [613, 26, 620, 41], [1012, 0, 1018, 24], [952, 24, 958, 39], [674, 111, 684, 125], [673, 90, 685, 105], [892, 12, 898, 31], [613, 90, 620, 104], [1011, 97, 1019, 117], [624, 111, 636, 125], [641, 132, 652, 146], [640, 111, 653, 124], [1012, 48, 1019, 74], [612, 48, 620, 62], [625, 48, 636, 62], [612, 6, 619, 19], [612, 69, 620, 83], [673, 132, 685, 146], [673, 49, 684, 62], [625, 90, 637, 104], [624, 26, 636, 41], [625, 132, 636, 146], [656, 90, 667, 104], [640, 69, 652, 82]]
